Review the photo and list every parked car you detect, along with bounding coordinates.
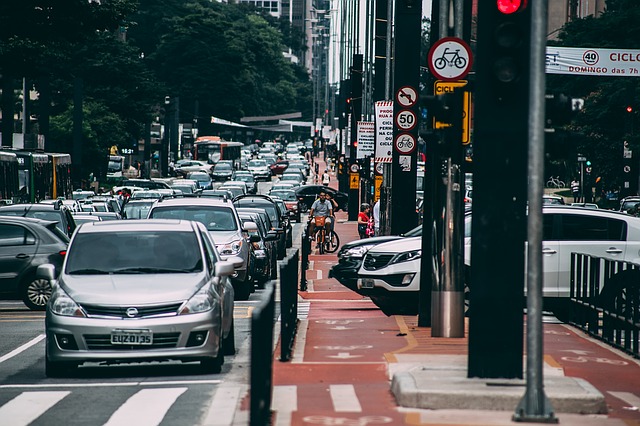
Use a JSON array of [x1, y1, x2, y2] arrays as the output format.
[[42, 219, 237, 377], [237, 211, 278, 285], [543, 194, 565, 205], [147, 197, 258, 300], [236, 207, 278, 281], [174, 160, 212, 176], [0, 216, 68, 310], [247, 159, 271, 182], [231, 171, 258, 194], [121, 199, 156, 220], [0, 201, 77, 237], [269, 160, 289, 175], [279, 172, 304, 186], [188, 171, 214, 190], [211, 162, 234, 181], [295, 185, 349, 212], [233, 194, 287, 259], [170, 179, 200, 195], [268, 189, 301, 222], [272, 197, 293, 248], [329, 225, 421, 296], [619, 196, 640, 213]]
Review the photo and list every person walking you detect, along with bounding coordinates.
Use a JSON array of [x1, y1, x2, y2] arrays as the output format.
[[357, 203, 371, 239], [322, 169, 330, 186], [571, 178, 580, 202]]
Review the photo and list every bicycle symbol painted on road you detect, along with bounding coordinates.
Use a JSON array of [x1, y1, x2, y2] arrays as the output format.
[[434, 48, 468, 70], [560, 356, 628, 365], [303, 415, 393, 425]]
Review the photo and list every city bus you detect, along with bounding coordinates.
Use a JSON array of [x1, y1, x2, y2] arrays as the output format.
[[15, 150, 50, 203], [48, 153, 73, 200], [193, 137, 244, 168], [0, 151, 19, 204]]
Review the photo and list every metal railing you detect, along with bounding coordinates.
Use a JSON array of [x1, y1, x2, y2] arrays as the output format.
[[569, 253, 640, 358], [280, 249, 300, 361], [250, 280, 275, 426]]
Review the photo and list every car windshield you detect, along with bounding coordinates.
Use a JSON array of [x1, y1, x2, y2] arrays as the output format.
[[149, 206, 238, 231], [270, 191, 297, 201], [171, 185, 194, 194], [235, 175, 254, 182], [249, 160, 267, 167], [214, 163, 232, 171], [0, 210, 65, 233], [123, 202, 153, 219], [621, 200, 640, 212], [235, 200, 278, 224], [66, 231, 202, 274]]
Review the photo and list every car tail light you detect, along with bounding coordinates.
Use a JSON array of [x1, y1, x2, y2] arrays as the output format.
[[59, 250, 67, 257]]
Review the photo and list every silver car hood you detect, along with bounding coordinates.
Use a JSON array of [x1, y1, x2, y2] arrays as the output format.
[[209, 230, 242, 245], [60, 273, 205, 306]]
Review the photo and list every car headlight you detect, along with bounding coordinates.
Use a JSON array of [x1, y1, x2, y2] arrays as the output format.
[[341, 244, 378, 259], [49, 284, 86, 317], [390, 249, 422, 265], [217, 239, 243, 255], [179, 285, 216, 315]]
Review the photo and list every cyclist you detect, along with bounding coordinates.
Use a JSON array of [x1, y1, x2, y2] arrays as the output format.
[[308, 191, 333, 246]]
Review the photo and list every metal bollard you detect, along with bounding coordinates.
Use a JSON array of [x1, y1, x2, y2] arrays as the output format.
[[300, 230, 309, 291]]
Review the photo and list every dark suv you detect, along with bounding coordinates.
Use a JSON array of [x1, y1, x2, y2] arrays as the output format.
[[0, 216, 68, 310], [0, 201, 77, 237], [233, 194, 287, 259]]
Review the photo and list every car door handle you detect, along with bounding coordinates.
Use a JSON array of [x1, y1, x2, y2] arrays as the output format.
[[542, 248, 557, 255], [16, 254, 30, 259], [606, 248, 623, 254]]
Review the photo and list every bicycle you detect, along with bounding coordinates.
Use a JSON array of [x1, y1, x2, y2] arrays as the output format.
[[311, 216, 328, 254], [434, 48, 468, 70], [546, 176, 566, 188], [324, 229, 340, 253]]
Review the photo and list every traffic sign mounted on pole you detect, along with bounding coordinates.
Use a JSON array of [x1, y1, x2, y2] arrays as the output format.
[[395, 110, 417, 131], [428, 37, 473, 81]]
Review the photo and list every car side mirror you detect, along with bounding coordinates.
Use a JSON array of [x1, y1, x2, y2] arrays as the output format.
[[36, 264, 56, 281], [214, 260, 235, 277]]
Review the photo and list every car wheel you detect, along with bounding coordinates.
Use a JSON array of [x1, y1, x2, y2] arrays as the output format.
[[234, 279, 252, 301], [200, 346, 224, 374], [22, 274, 53, 311], [299, 202, 310, 213], [223, 318, 236, 356], [599, 269, 639, 318]]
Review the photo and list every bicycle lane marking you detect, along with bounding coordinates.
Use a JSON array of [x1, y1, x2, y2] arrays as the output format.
[[543, 323, 640, 421]]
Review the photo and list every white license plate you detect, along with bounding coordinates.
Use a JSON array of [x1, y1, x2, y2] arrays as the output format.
[[111, 330, 153, 345], [360, 278, 374, 289]]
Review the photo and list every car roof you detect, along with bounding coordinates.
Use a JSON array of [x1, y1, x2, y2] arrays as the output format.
[[0, 203, 68, 211], [75, 219, 197, 234], [151, 197, 234, 207], [0, 214, 58, 227]]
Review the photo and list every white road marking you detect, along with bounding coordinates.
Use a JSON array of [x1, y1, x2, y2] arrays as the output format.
[[273, 385, 298, 426], [202, 385, 242, 426], [0, 391, 70, 426], [330, 384, 362, 412], [0, 334, 45, 364], [292, 320, 308, 363], [316, 269, 323, 280], [297, 301, 310, 320], [103, 387, 187, 426], [608, 391, 640, 409], [0, 379, 221, 389]]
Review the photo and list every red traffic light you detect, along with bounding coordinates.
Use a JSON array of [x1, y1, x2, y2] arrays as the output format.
[[627, 105, 633, 113], [497, 0, 525, 14]]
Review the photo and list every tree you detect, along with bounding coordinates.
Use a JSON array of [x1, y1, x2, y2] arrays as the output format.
[[546, 1, 640, 192]]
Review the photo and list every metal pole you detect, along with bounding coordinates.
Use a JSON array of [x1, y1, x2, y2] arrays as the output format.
[[514, 0, 557, 421], [384, 0, 393, 100]]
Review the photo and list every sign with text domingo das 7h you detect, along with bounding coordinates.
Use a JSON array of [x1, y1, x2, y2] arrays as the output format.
[[546, 47, 640, 77]]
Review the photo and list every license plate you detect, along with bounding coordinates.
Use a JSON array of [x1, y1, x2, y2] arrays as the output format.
[[360, 278, 374, 289], [111, 330, 153, 345]]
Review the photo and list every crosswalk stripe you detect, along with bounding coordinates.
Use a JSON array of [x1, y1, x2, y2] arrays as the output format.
[[273, 385, 297, 426], [330, 384, 362, 412], [608, 391, 640, 409], [103, 387, 187, 426], [202, 385, 242, 426], [0, 391, 70, 426]]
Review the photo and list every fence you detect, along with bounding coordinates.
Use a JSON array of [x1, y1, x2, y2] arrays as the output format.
[[280, 249, 300, 361], [569, 253, 640, 358], [250, 280, 275, 426]]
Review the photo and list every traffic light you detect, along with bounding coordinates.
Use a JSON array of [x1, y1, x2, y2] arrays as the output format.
[[479, 0, 530, 101], [627, 105, 633, 113]]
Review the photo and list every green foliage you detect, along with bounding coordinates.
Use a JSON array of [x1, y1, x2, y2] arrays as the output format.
[[546, 1, 640, 190]]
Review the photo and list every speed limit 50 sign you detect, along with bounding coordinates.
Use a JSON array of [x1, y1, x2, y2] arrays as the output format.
[[395, 110, 417, 131]]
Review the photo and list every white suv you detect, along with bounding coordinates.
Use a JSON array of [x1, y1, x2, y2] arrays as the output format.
[[357, 206, 640, 316]]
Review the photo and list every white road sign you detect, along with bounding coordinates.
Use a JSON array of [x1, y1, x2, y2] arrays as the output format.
[[394, 133, 416, 154], [396, 87, 417, 107], [428, 37, 473, 81], [395, 110, 417, 131], [374, 101, 393, 163], [546, 46, 640, 77]]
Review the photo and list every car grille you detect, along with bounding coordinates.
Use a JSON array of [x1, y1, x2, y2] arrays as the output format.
[[363, 253, 394, 270], [80, 303, 183, 319], [84, 333, 180, 350]]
